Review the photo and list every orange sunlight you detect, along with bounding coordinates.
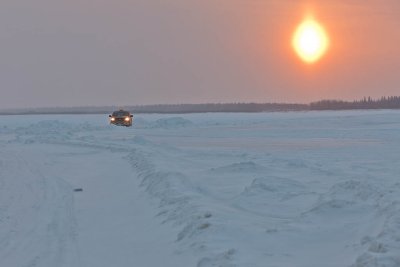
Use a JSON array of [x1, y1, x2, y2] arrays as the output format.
[[292, 17, 330, 64]]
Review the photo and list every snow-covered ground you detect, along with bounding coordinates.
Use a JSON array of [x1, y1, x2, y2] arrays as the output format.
[[1, 110, 400, 267]]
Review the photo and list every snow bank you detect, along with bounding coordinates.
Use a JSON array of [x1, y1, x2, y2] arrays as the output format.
[[149, 117, 193, 129], [234, 176, 318, 218], [10, 120, 111, 144], [131, 117, 193, 130], [209, 161, 266, 173], [127, 151, 212, 244]]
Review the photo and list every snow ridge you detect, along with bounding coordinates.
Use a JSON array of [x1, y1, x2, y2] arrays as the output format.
[[126, 149, 230, 266]]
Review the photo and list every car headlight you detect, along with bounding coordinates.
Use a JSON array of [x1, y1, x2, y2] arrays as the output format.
[[110, 117, 115, 121], [124, 117, 130, 122]]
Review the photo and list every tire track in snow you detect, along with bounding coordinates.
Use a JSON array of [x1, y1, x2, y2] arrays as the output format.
[[0, 148, 81, 267]]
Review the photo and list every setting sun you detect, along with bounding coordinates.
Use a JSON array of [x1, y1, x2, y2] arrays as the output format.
[[292, 18, 330, 64]]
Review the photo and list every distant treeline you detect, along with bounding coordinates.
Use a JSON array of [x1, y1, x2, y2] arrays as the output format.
[[2, 97, 400, 115], [309, 96, 400, 110], [129, 103, 307, 113], [0, 103, 308, 115]]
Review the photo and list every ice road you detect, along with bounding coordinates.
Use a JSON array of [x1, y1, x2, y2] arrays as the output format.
[[1, 111, 400, 267]]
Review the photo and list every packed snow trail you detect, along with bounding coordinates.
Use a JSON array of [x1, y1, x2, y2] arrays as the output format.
[[0, 146, 80, 267], [1, 111, 400, 266], [47, 147, 196, 267], [0, 119, 195, 267]]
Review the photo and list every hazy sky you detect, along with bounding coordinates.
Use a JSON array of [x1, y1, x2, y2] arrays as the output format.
[[1, 0, 399, 108]]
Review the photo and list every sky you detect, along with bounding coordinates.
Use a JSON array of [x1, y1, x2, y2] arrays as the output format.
[[1, 0, 399, 108]]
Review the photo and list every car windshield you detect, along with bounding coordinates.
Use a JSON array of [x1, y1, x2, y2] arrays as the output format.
[[112, 111, 130, 117]]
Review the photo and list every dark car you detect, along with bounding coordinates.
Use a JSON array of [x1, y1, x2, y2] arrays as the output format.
[[109, 109, 133, 127]]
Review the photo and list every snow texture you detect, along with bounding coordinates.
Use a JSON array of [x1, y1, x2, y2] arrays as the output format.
[[1, 111, 400, 267]]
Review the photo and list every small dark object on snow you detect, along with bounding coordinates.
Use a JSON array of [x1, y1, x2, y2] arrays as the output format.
[[74, 188, 83, 192]]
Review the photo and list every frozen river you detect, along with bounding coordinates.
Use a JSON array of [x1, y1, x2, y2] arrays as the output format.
[[1, 110, 400, 267]]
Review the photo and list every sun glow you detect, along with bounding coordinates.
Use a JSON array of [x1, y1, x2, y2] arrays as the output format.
[[292, 18, 329, 64]]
